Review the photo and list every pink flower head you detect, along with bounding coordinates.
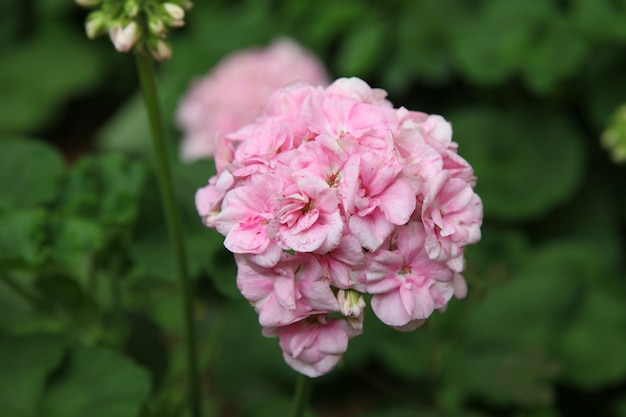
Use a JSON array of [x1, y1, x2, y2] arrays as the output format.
[[176, 38, 329, 162], [195, 76, 482, 377]]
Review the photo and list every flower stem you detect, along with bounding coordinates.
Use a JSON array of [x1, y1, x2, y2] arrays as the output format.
[[134, 51, 202, 417], [290, 373, 312, 417]]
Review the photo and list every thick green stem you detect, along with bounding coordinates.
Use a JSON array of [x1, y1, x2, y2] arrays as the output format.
[[135, 51, 202, 417], [290, 373, 312, 417]]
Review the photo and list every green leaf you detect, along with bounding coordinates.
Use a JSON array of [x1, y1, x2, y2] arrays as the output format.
[[465, 243, 607, 349], [0, 209, 49, 267], [59, 153, 147, 229], [336, 20, 388, 78], [42, 345, 151, 417], [449, 107, 585, 220], [0, 25, 105, 133], [452, 0, 552, 85], [444, 347, 559, 408], [574, 0, 626, 41], [522, 17, 589, 94], [49, 216, 105, 279], [557, 289, 626, 388], [0, 137, 65, 211], [0, 334, 68, 417]]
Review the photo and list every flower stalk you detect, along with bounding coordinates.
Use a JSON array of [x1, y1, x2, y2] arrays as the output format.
[[290, 373, 312, 417], [135, 51, 201, 417]]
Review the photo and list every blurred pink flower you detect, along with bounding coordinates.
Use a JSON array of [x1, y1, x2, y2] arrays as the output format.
[[176, 38, 329, 162]]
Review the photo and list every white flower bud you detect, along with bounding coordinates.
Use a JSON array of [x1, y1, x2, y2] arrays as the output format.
[[337, 289, 366, 330], [109, 21, 141, 53], [152, 39, 173, 61], [163, 3, 185, 21]]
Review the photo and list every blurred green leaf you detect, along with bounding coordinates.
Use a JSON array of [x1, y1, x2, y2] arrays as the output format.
[[336, 20, 388, 78], [0, 24, 105, 133], [41, 345, 150, 417], [452, 0, 552, 85], [449, 107, 585, 220], [0, 334, 68, 417], [573, 0, 626, 41], [0, 137, 65, 211], [58, 153, 146, 228], [0, 209, 49, 267], [49, 216, 105, 279], [385, 3, 451, 91], [444, 346, 559, 408], [523, 16, 589, 94], [558, 289, 626, 388]]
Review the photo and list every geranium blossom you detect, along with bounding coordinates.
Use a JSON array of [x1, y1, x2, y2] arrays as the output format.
[[176, 38, 329, 162], [195, 77, 482, 377]]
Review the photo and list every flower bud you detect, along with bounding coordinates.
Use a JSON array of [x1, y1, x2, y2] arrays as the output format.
[[124, 0, 140, 18], [148, 16, 166, 36], [163, 3, 185, 21], [337, 289, 366, 330], [152, 39, 173, 61], [109, 21, 141, 53], [85, 11, 106, 39]]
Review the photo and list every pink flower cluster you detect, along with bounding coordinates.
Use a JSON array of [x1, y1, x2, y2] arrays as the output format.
[[176, 38, 329, 162], [196, 77, 483, 377]]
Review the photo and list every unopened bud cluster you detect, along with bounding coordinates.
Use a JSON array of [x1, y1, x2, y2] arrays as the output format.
[[76, 0, 192, 61]]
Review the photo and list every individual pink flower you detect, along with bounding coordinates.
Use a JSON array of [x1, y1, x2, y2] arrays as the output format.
[[176, 38, 329, 162], [270, 176, 343, 254], [399, 109, 476, 186], [214, 174, 283, 267], [346, 152, 417, 251], [364, 221, 455, 331], [316, 232, 366, 290], [273, 315, 361, 378], [421, 171, 483, 270], [236, 254, 339, 328]]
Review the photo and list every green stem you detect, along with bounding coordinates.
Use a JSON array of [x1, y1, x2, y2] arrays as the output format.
[[135, 51, 202, 417], [290, 373, 312, 417]]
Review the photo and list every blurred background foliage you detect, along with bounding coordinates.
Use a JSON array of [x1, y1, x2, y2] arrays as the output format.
[[1, 0, 626, 416]]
